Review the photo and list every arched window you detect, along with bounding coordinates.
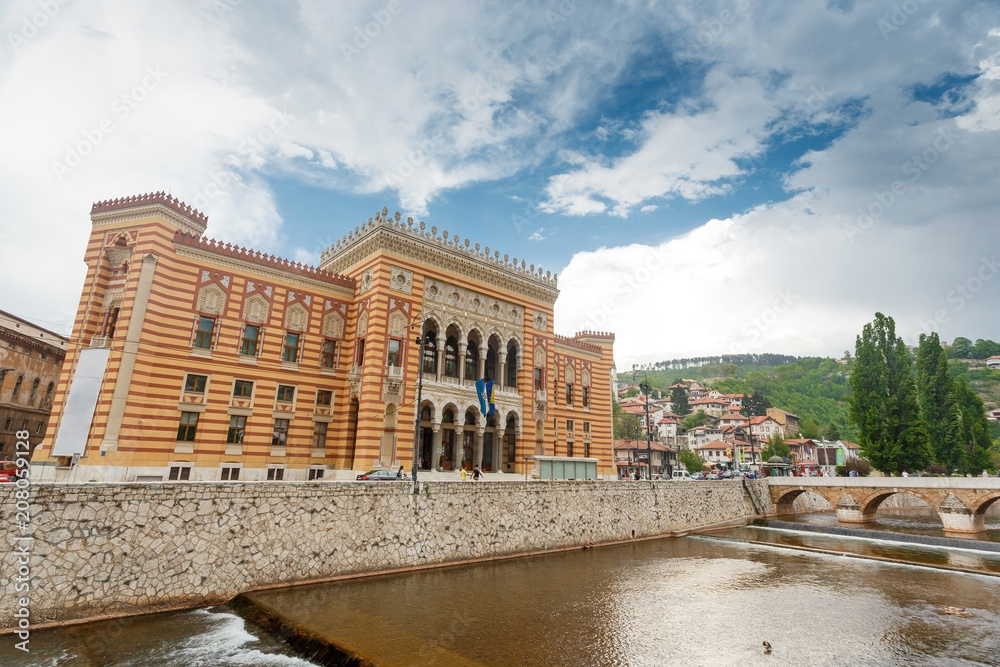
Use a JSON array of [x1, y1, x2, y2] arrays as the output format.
[[422, 331, 437, 375], [506, 342, 518, 388], [45, 382, 54, 402], [29, 378, 39, 401], [12, 375, 23, 398], [421, 405, 432, 422], [444, 336, 459, 378], [465, 340, 479, 380], [485, 344, 498, 382]]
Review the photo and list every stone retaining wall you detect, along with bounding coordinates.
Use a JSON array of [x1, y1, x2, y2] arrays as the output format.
[[2, 480, 770, 628]]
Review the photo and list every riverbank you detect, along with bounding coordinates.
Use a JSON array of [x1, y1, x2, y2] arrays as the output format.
[[1, 479, 772, 630]]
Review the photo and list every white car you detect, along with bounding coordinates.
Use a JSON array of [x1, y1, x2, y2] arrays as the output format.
[[671, 470, 692, 481]]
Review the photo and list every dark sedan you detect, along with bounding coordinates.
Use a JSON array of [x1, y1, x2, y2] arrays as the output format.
[[356, 469, 405, 481]]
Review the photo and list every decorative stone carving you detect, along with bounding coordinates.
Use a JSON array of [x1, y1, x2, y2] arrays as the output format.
[[196, 284, 226, 315], [565, 364, 576, 384], [534, 347, 545, 367], [388, 311, 407, 337], [360, 268, 374, 294], [285, 303, 309, 331], [582, 368, 591, 387], [322, 311, 344, 338], [533, 311, 547, 332], [243, 293, 269, 323], [357, 311, 368, 337], [390, 266, 413, 294]]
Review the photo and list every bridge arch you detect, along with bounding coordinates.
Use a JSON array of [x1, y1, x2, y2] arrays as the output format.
[[772, 488, 837, 514], [854, 490, 936, 523]]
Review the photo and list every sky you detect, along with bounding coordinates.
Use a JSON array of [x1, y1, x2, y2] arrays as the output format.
[[1, 0, 999, 370]]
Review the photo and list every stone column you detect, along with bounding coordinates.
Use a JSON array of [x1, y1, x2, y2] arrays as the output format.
[[431, 423, 442, 470], [477, 355, 486, 383], [475, 427, 485, 468], [101, 253, 158, 451], [498, 360, 506, 388], [435, 346, 443, 382], [454, 425, 463, 470], [457, 342, 467, 383]]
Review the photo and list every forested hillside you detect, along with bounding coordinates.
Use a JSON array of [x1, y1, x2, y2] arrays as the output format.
[[623, 348, 1000, 444]]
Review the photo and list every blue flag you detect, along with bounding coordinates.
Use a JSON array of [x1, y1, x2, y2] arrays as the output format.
[[475, 378, 496, 418]]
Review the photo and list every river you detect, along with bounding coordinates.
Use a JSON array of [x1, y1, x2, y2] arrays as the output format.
[[3, 509, 999, 666]]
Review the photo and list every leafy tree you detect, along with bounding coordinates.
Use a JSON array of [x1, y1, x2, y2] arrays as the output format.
[[799, 418, 822, 439], [678, 448, 706, 473], [761, 432, 790, 461], [972, 338, 1000, 359], [848, 313, 933, 474], [835, 457, 872, 477], [683, 410, 711, 430], [613, 402, 642, 440], [670, 386, 691, 417], [953, 376, 996, 473], [947, 336, 974, 359], [742, 391, 770, 417], [826, 423, 842, 442], [915, 333, 964, 472]]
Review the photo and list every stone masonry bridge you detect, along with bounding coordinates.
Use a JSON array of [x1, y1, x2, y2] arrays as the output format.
[[767, 477, 1000, 533]]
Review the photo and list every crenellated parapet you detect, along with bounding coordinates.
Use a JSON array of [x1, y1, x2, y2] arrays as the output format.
[[319, 207, 559, 303], [173, 231, 356, 290], [91, 191, 209, 236]]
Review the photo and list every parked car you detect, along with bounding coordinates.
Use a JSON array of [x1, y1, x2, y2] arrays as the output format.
[[0, 461, 17, 483], [671, 470, 692, 481], [691, 472, 705, 480], [705, 473, 719, 480], [356, 469, 404, 481]]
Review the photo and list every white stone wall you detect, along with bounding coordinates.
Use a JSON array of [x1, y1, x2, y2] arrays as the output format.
[[1, 480, 770, 628]]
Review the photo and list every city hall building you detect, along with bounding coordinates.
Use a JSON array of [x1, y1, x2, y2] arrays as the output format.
[[31, 192, 615, 482]]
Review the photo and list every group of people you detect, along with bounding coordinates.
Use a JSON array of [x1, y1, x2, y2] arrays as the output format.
[[459, 465, 484, 481]]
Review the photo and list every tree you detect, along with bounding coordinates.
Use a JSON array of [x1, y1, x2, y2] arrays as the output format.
[[848, 312, 933, 474], [670, 386, 691, 417], [915, 333, 964, 472], [613, 402, 642, 440], [947, 336, 974, 359], [836, 457, 872, 477], [799, 418, 822, 439], [742, 391, 770, 417], [678, 448, 706, 473], [761, 432, 790, 461], [953, 376, 996, 473], [826, 423, 842, 442], [972, 338, 1000, 360], [683, 410, 711, 430]]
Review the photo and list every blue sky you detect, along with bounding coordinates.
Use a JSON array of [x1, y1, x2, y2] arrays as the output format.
[[2, 0, 999, 368]]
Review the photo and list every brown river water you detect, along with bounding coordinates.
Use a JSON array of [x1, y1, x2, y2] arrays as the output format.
[[3, 509, 999, 666]]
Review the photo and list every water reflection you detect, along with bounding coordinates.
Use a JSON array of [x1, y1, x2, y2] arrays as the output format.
[[780, 508, 1000, 542], [242, 537, 1000, 666]]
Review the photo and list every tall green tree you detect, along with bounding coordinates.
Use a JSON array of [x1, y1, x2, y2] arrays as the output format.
[[678, 449, 706, 473], [670, 386, 691, 416], [682, 410, 711, 430], [742, 391, 770, 417], [848, 313, 933, 473], [613, 401, 642, 440], [953, 376, 995, 473], [761, 432, 790, 461], [946, 336, 974, 359], [915, 333, 964, 472], [826, 423, 842, 442]]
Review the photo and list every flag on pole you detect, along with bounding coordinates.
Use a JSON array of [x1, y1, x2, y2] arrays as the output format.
[[475, 378, 496, 418]]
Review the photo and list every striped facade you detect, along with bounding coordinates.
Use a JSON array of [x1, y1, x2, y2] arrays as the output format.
[[30, 194, 615, 481]]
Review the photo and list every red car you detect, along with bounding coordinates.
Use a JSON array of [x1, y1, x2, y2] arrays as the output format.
[[0, 461, 18, 482]]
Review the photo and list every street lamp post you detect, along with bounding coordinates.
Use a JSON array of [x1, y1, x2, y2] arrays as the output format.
[[410, 317, 428, 484], [632, 369, 654, 480]]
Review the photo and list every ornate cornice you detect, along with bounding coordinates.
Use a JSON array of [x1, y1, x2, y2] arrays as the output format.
[[173, 238, 356, 298], [91, 192, 208, 237], [319, 209, 560, 305]]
